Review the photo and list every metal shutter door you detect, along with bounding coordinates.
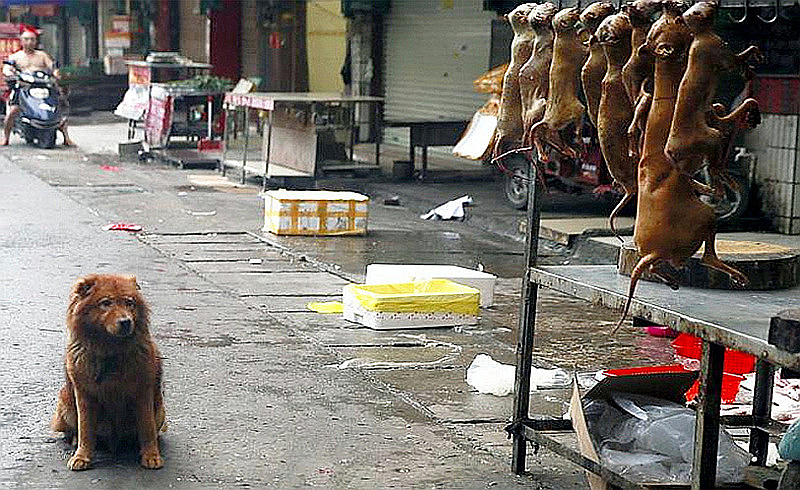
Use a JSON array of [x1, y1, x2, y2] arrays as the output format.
[[383, 0, 494, 122]]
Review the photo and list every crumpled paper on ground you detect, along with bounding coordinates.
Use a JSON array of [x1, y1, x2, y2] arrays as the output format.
[[466, 353, 570, 396], [420, 195, 473, 220]]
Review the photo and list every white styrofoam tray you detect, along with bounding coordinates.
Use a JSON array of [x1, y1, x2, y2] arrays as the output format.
[[342, 280, 480, 330], [365, 264, 497, 307]]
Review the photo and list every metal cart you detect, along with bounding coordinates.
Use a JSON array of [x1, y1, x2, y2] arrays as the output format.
[[509, 170, 800, 489]]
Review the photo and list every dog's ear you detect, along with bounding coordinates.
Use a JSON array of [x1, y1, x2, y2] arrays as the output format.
[[127, 275, 141, 290], [73, 275, 96, 298]]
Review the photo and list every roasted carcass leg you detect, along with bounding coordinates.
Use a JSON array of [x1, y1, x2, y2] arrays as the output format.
[[664, 0, 762, 190]]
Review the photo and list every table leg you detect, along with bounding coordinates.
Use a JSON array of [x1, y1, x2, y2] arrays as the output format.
[[511, 166, 543, 475], [221, 107, 229, 174], [691, 341, 725, 490], [420, 146, 428, 181], [264, 109, 273, 191], [374, 102, 381, 167], [349, 102, 356, 162], [750, 359, 774, 465], [241, 109, 250, 185]]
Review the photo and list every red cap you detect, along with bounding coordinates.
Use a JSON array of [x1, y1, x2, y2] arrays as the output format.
[[19, 24, 40, 36]]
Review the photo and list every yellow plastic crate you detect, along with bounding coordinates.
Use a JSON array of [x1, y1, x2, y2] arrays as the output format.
[[343, 279, 480, 330], [263, 190, 368, 236]]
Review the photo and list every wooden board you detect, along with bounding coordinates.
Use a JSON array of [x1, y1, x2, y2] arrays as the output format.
[[618, 240, 800, 290]]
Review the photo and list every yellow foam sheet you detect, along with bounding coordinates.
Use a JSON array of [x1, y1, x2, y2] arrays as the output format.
[[306, 301, 344, 314], [345, 279, 479, 316]]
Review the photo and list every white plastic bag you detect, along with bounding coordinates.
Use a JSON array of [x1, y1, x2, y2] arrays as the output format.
[[584, 393, 751, 485], [465, 354, 569, 396]]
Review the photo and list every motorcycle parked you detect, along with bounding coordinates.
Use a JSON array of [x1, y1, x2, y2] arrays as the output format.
[[3, 59, 63, 149]]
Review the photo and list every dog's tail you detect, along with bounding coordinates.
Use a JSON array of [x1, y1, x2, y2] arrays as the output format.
[[614, 253, 660, 333]]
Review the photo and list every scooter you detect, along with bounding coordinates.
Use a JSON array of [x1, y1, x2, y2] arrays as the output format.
[[3, 59, 63, 149]]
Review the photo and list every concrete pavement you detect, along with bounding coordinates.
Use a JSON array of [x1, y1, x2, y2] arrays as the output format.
[[8, 115, 788, 488], [0, 121, 599, 487]]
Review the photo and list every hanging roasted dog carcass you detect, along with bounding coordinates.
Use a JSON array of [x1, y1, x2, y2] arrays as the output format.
[[528, 7, 588, 163], [519, 2, 559, 143], [616, 11, 749, 329], [580, 2, 616, 128], [596, 12, 636, 238], [664, 0, 762, 190], [492, 3, 537, 159], [621, 0, 664, 157]]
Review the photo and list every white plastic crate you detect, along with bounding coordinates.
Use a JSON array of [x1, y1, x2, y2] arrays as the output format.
[[343, 279, 480, 330], [263, 190, 368, 236], [365, 264, 497, 307]]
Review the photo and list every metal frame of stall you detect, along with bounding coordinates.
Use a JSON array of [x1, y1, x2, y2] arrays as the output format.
[[508, 168, 800, 489], [220, 92, 384, 189], [119, 60, 214, 143]]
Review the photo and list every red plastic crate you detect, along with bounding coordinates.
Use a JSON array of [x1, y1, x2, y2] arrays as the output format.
[[671, 333, 756, 375], [684, 373, 746, 405]]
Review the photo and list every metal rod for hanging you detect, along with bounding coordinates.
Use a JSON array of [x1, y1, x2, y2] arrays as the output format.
[[727, 0, 750, 23], [757, 0, 779, 23]]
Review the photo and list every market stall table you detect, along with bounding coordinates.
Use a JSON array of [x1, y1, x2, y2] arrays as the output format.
[[221, 92, 384, 187], [114, 59, 213, 140], [509, 174, 800, 489]]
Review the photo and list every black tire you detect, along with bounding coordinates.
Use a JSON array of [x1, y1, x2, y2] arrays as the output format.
[[502, 155, 530, 210], [36, 129, 56, 149], [694, 166, 750, 224]]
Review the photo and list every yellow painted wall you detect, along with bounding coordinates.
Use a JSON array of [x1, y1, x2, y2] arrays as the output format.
[[306, 0, 346, 92]]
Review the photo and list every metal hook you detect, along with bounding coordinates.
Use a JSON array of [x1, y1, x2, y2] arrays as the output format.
[[757, 0, 779, 23], [727, 0, 749, 23], [577, 0, 582, 10]]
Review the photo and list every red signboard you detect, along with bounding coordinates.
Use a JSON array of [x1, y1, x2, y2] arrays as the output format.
[[0, 29, 20, 94], [128, 64, 151, 86]]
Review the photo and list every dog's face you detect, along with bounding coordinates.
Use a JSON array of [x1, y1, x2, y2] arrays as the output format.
[[69, 274, 148, 338]]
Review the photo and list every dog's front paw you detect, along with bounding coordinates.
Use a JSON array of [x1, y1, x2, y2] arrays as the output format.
[[67, 452, 91, 471], [140, 451, 163, 469]]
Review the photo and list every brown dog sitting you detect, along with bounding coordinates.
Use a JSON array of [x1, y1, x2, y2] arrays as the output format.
[[51, 274, 165, 470]]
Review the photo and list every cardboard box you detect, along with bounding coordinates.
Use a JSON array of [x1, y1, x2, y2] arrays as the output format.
[[343, 279, 480, 330], [570, 371, 698, 490], [262, 190, 368, 236], [365, 264, 497, 307]]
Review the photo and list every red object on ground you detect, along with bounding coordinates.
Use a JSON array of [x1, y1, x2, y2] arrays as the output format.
[[643, 325, 680, 338], [671, 333, 756, 374], [103, 223, 142, 232], [100, 165, 121, 172]]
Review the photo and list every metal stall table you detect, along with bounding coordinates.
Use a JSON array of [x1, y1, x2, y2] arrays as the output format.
[[221, 92, 384, 188], [115, 59, 213, 141], [384, 119, 470, 180], [509, 174, 800, 489]]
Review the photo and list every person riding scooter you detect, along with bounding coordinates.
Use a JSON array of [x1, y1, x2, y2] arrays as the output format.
[[2, 24, 73, 146]]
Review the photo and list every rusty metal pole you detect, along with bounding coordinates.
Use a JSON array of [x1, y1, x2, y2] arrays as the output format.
[[511, 166, 542, 475], [691, 340, 724, 489], [750, 360, 774, 465]]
